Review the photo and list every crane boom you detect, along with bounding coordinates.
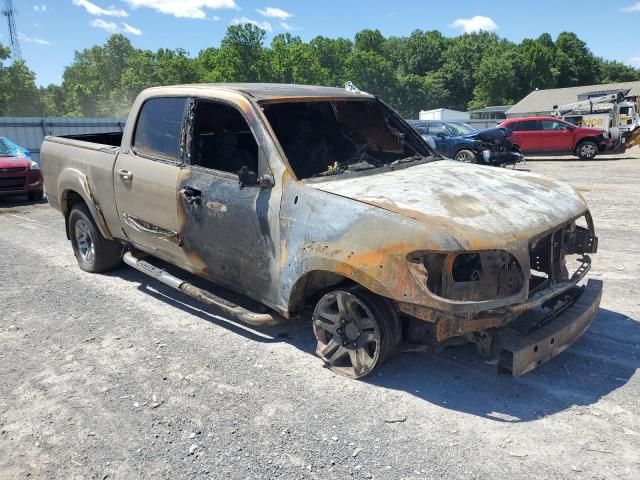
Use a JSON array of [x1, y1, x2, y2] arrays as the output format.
[[552, 92, 625, 117]]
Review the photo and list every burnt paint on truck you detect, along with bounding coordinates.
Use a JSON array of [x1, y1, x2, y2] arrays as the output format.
[[41, 83, 601, 376]]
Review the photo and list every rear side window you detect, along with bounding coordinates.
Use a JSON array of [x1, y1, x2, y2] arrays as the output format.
[[511, 120, 539, 131], [133, 97, 187, 161], [427, 123, 447, 135], [541, 120, 570, 131]]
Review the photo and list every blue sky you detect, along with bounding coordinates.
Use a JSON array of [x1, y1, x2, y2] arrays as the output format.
[[6, 0, 640, 86]]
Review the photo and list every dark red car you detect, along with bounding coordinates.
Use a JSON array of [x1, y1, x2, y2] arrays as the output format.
[[498, 116, 611, 160], [0, 137, 44, 201]]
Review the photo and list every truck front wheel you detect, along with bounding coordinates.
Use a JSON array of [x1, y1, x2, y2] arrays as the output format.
[[312, 286, 401, 379], [576, 141, 598, 160], [69, 204, 122, 273]]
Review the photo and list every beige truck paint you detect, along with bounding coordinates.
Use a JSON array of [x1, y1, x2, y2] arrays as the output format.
[[41, 83, 602, 377]]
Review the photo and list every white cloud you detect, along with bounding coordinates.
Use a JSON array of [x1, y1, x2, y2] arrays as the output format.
[[123, 0, 238, 19], [90, 18, 119, 33], [622, 2, 640, 12], [230, 16, 272, 32], [73, 0, 128, 17], [18, 32, 51, 45], [212, 15, 221, 21], [121, 22, 143, 36], [33, 4, 47, 12], [629, 56, 640, 67], [256, 7, 292, 19], [279, 21, 299, 31], [450, 15, 497, 33], [90, 19, 143, 35]]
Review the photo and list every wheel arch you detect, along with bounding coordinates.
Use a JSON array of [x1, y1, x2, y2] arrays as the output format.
[[286, 262, 398, 317], [287, 270, 355, 316], [575, 137, 599, 149], [58, 169, 113, 241]]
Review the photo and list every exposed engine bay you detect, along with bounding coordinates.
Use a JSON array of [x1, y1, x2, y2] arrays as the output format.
[[462, 127, 525, 167]]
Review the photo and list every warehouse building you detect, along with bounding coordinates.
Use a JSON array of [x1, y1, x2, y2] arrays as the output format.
[[506, 80, 640, 118]]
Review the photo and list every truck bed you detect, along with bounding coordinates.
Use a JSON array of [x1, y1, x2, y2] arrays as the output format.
[[40, 132, 125, 240], [60, 132, 123, 147]]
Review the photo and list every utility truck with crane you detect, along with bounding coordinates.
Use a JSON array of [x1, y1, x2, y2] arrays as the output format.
[[553, 92, 640, 152]]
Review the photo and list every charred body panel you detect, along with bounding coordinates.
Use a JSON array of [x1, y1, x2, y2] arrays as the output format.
[[41, 83, 602, 377]]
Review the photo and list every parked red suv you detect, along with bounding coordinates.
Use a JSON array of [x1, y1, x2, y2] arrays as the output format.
[[498, 117, 611, 160], [0, 137, 44, 201]]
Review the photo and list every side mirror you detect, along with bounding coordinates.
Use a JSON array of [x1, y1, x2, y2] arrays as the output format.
[[238, 166, 274, 190], [258, 174, 275, 189], [238, 166, 258, 189]]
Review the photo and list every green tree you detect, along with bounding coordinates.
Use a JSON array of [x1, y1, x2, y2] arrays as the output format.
[[554, 32, 600, 87], [599, 60, 640, 83], [0, 43, 41, 116], [268, 34, 329, 84], [517, 38, 555, 93], [353, 29, 386, 54], [399, 30, 447, 76], [61, 34, 136, 116], [216, 24, 268, 82], [393, 73, 449, 117], [309, 36, 353, 86], [345, 49, 397, 101], [470, 41, 520, 109], [437, 32, 499, 110]]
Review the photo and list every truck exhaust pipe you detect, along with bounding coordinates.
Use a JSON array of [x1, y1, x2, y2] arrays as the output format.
[[123, 251, 285, 327]]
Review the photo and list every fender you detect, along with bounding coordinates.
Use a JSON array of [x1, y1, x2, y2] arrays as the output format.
[[57, 168, 114, 241]]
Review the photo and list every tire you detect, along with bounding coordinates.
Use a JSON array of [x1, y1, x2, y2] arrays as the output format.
[[576, 141, 598, 160], [69, 203, 122, 273], [312, 285, 401, 379], [27, 190, 44, 202], [454, 149, 478, 163]]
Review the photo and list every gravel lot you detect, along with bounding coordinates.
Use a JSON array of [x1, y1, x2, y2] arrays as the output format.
[[1, 150, 639, 479]]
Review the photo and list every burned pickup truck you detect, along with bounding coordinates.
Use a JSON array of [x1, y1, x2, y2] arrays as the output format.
[[41, 84, 601, 379]]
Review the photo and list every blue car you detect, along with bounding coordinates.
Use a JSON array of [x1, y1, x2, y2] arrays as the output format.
[[408, 120, 523, 166]]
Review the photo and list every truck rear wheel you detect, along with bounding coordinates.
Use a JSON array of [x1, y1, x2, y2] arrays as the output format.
[[576, 141, 598, 160], [69, 204, 122, 273], [312, 286, 401, 379]]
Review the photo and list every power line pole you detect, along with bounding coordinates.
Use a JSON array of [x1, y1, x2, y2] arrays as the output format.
[[2, 0, 22, 61]]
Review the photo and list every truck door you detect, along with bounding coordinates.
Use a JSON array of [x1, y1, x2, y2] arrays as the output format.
[[176, 98, 277, 300], [114, 96, 188, 265], [540, 119, 575, 152], [509, 119, 541, 153]]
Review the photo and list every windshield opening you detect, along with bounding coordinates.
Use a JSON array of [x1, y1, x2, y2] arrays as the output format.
[[0, 138, 26, 158], [262, 99, 435, 179], [445, 122, 477, 136]]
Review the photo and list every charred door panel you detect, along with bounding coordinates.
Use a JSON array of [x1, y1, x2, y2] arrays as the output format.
[[177, 168, 276, 300]]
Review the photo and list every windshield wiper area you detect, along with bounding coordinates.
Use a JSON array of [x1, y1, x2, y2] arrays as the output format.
[[312, 160, 378, 178], [390, 154, 424, 166]]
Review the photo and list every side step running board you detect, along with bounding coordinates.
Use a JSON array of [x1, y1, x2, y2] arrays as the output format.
[[123, 252, 285, 327]]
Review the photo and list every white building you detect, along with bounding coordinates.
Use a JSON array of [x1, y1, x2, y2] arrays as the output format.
[[418, 108, 470, 121]]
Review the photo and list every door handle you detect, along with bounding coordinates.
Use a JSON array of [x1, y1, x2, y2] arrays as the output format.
[[118, 169, 133, 181], [179, 186, 202, 205]]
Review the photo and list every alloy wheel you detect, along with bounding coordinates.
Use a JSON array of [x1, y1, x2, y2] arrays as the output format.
[[313, 290, 381, 378]]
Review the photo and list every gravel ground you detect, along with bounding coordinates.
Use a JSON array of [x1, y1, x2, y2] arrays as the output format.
[[1, 150, 639, 479]]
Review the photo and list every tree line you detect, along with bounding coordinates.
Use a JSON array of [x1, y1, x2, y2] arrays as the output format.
[[2, 25, 640, 119]]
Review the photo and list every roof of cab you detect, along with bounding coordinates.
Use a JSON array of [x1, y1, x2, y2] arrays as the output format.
[[146, 83, 374, 101]]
